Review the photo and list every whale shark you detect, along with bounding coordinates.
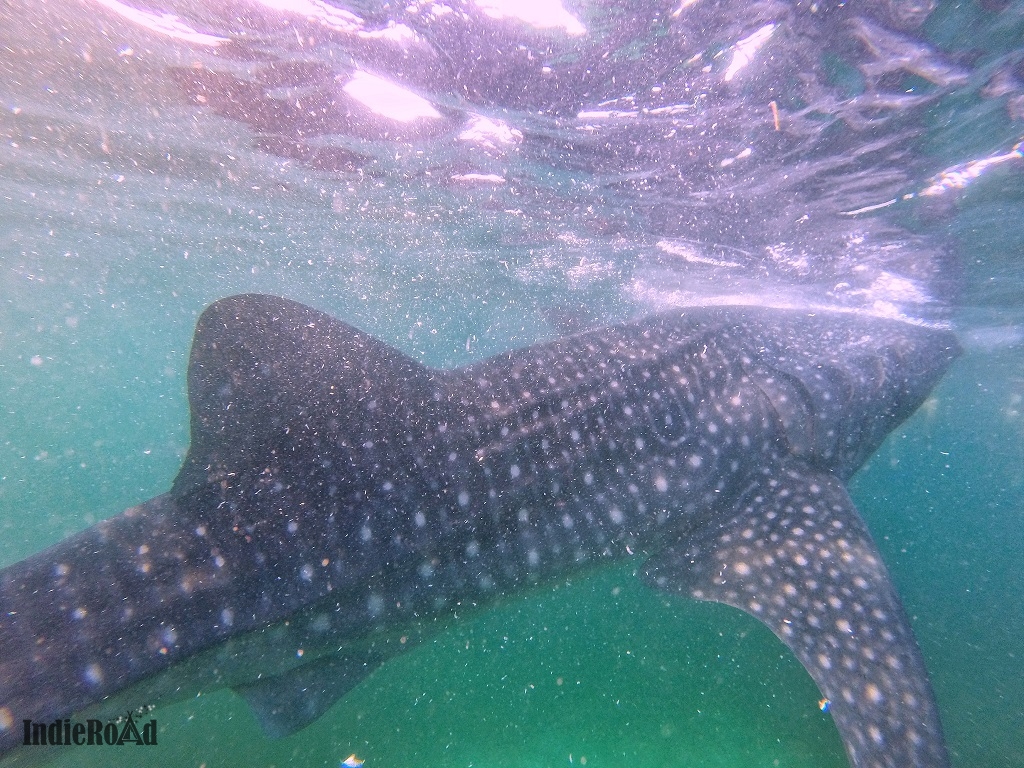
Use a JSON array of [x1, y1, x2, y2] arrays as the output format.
[[0, 294, 958, 767]]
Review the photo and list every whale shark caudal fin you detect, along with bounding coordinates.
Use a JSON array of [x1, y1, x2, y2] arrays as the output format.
[[643, 463, 948, 768], [0, 297, 444, 756]]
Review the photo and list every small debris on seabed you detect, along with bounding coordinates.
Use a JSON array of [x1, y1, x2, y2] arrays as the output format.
[[341, 755, 364, 768]]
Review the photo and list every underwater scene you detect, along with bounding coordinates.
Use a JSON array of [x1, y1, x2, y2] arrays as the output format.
[[1, 0, 1023, 766]]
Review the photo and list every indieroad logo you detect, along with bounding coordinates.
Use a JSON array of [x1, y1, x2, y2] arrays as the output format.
[[23, 706, 157, 747]]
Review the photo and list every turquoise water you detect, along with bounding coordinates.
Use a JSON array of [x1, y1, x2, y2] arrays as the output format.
[[7, 346, 1019, 768], [3, 0, 1024, 765]]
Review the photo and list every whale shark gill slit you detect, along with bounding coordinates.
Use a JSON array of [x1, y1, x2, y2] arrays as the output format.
[[0, 294, 958, 768]]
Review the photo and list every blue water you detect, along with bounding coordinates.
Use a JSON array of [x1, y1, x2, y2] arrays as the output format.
[[2, 0, 1023, 765]]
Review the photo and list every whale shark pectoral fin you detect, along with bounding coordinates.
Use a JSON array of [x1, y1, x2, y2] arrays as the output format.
[[233, 650, 387, 739], [641, 464, 949, 768]]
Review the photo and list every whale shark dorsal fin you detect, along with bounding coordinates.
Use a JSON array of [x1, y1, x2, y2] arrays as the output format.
[[172, 293, 442, 500], [642, 462, 948, 768]]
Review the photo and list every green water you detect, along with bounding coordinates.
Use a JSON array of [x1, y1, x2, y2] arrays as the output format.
[[2, 148, 1021, 766], [4, 319, 1022, 767], [2, 0, 1023, 761]]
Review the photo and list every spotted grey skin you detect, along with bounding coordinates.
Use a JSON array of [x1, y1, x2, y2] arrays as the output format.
[[0, 294, 958, 767]]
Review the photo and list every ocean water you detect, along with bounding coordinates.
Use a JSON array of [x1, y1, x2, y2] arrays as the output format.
[[1, 0, 1023, 765]]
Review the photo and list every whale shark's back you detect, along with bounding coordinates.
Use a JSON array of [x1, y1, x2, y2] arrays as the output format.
[[0, 295, 958, 768]]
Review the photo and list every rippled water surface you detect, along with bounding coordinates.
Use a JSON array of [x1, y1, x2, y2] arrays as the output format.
[[2, 0, 1023, 765]]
